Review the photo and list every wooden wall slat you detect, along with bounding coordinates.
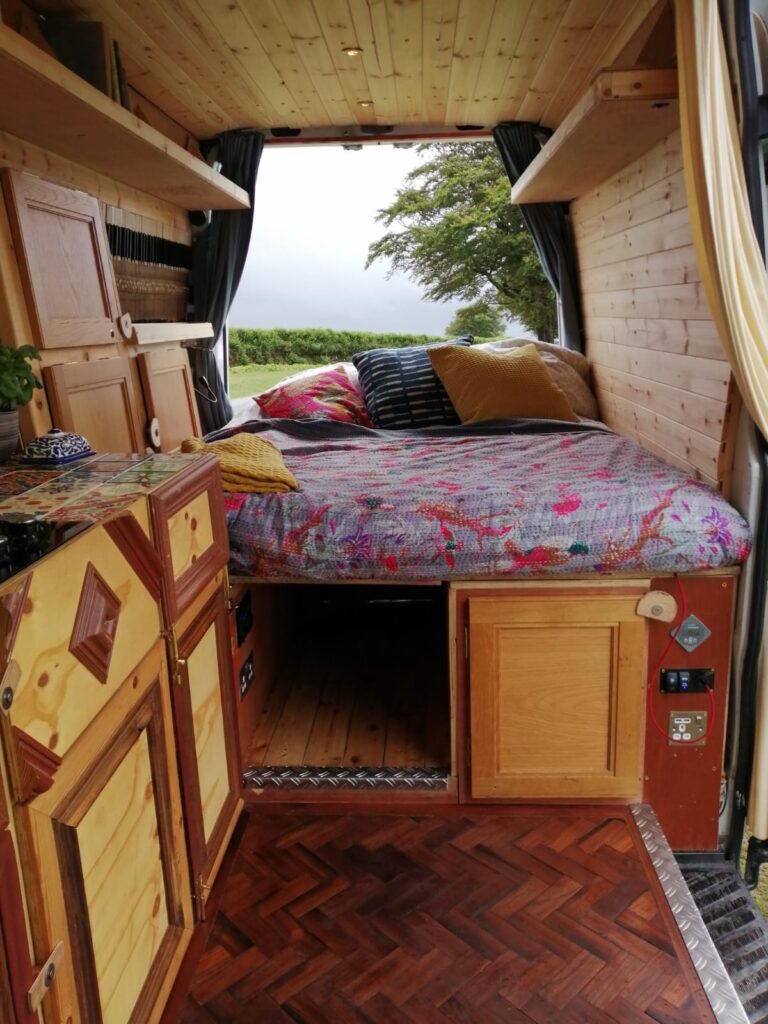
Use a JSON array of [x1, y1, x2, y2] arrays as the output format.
[[574, 128, 737, 491]]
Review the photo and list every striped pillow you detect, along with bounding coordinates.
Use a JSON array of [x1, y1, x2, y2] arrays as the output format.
[[352, 338, 472, 429]]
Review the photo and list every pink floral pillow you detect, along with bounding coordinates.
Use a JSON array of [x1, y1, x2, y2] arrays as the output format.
[[255, 363, 372, 426]]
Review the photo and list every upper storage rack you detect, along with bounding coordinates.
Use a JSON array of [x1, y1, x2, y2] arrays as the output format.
[[0, 24, 250, 211], [508, 69, 679, 204]]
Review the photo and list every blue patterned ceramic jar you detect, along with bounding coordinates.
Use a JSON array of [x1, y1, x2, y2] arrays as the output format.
[[23, 428, 94, 465]]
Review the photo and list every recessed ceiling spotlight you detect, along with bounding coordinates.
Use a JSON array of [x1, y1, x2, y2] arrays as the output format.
[[342, 46, 363, 56], [358, 100, 373, 107]]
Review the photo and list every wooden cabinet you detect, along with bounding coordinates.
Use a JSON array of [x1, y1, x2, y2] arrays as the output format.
[[16, 645, 193, 1024], [455, 582, 648, 801], [2, 170, 122, 349], [43, 357, 147, 454], [170, 584, 241, 920], [0, 773, 36, 1024], [138, 347, 202, 453], [0, 454, 239, 1019]]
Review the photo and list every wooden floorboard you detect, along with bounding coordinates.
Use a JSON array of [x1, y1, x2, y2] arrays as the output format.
[[174, 809, 716, 1023]]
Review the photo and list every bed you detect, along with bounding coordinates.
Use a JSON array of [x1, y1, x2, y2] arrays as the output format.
[[217, 418, 751, 581]]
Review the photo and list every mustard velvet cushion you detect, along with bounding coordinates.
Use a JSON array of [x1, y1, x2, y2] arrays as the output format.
[[427, 343, 579, 424]]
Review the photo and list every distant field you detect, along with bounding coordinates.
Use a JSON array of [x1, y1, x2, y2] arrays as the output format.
[[229, 363, 317, 398]]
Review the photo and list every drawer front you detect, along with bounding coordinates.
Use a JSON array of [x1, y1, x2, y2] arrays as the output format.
[[150, 456, 228, 624], [0, 505, 162, 801], [16, 647, 192, 1024]]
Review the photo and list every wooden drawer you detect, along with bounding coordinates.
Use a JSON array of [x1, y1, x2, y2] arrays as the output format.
[[150, 456, 228, 624], [15, 643, 192, 1023], [0, 503, 163, 803]]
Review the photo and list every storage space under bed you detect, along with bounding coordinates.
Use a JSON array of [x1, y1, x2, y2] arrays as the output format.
[[236, 584, 450, 774]]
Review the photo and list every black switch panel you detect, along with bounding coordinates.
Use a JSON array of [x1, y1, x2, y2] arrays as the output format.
[[235, 591, 254, 648], [660, 667, 714, 693], [239, 653, 254, 700]]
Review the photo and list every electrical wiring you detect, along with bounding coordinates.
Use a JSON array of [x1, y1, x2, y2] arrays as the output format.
[[646, 574, 717, 745]]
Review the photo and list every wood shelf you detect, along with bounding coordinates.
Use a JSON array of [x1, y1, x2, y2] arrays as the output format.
[[131, 322, 214, 345], [508, 69, 679, 204], [0, 25, 249, 212]]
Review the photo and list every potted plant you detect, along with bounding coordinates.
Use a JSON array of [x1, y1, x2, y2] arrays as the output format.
[[0, 345, 42, 461]]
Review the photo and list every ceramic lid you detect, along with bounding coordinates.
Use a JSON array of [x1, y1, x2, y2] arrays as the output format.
[[23, 428, 93, 462]]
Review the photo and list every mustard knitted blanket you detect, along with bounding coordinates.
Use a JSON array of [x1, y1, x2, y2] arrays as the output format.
[[181, 433, 299, 493]]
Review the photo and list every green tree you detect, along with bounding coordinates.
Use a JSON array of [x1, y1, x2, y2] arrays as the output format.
[[366, 142, 557, 342], [445, 301, 505, 339]]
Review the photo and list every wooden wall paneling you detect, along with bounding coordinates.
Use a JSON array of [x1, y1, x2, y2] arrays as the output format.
[[172, 587, 242, 921], [573, 130, 736, 491], [2, 170, 121, 349], [43, 356, 146, 452], [0, 128, 191, 230], [138, 346, 201, 452], [643, 574, 736, 850]]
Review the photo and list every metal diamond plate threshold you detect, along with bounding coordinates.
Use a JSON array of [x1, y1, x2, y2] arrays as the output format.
[[632, 804, 750, 1024], [243, 764, 450, 791]]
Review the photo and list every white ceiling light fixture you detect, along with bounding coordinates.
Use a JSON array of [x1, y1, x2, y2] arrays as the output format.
[[342, 46, 363, 56]]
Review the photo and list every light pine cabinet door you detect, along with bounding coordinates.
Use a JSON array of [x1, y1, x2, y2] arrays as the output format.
[[171, 587, 241, 920], [468, 591, 647, 800], [138, 347, 202, 453], [2, 170, 121, 349], [16, 649, 192, 1024]]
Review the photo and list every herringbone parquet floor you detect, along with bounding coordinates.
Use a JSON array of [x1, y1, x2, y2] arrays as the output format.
[[176, 810, 716, 1023]]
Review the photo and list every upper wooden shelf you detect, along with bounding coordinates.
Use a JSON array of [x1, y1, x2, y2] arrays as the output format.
[[0, 24, 250, 212], [131, 322, 214, 345], [508, 69, 679, 204]]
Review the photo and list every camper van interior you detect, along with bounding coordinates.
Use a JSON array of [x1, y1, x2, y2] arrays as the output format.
[[0, 0, 767, 1021]]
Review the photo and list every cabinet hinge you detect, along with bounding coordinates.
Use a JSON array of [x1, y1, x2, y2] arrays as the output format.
[[223, 565, 233, 611], [28, 940, 64, 1013], [194, 873, 212, 921]]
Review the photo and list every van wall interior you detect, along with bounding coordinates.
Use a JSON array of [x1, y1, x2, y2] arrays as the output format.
[[573, 128, 739, 496]]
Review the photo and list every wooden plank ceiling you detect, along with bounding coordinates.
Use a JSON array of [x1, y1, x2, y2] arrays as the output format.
[[30, 0, 662, 139]]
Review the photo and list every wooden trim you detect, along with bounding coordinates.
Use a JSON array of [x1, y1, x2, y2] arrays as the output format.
[[0, 831, 37, 1024], [151, 456, 229, 623], [132, 322, 213, 345], [68, 563, 122, 686], [173, 588, 241, 919], [0, 575, 30, 679], [105, 513, 163, 602], [52, 822, 100, 1023], [5, 727, 62, 802], [0, 24, 249, 211]]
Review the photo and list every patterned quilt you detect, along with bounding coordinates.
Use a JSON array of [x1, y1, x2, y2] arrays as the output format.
[[219, 420, 751, 580]]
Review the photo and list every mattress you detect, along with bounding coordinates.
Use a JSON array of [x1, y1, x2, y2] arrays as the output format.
[[219, 420, 751, 581]]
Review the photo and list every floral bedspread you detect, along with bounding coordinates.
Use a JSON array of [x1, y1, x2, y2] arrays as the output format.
[[221, 421, 751, 580]]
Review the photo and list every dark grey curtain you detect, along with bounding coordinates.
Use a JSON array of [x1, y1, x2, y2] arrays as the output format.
[[190, 130, 264, 433], [492, 123, 583, 353]]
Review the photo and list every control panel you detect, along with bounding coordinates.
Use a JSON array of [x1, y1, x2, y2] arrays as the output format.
[[659, 667, 714, 693], [668, 710, 708, 746]]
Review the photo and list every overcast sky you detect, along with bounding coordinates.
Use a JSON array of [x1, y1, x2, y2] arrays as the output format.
[[228, 144, 469, 336]]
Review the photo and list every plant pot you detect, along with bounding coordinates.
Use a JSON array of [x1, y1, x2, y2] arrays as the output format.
[[0, 409, 20, 463]]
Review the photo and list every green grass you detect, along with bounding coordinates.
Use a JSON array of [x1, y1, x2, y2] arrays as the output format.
[[228, 363, 318, 399]]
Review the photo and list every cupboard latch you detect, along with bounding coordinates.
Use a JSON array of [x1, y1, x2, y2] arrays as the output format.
[[27, 940, 64, 1012], [223, 565, 234, 611], [167, 629, 185, 685], [194, 873, 212, 921]]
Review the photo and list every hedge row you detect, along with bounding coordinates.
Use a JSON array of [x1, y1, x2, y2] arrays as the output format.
[[228, 327, 447, 366]]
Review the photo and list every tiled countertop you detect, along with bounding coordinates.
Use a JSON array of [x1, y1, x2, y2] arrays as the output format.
[[0, 452, 202, 581]]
